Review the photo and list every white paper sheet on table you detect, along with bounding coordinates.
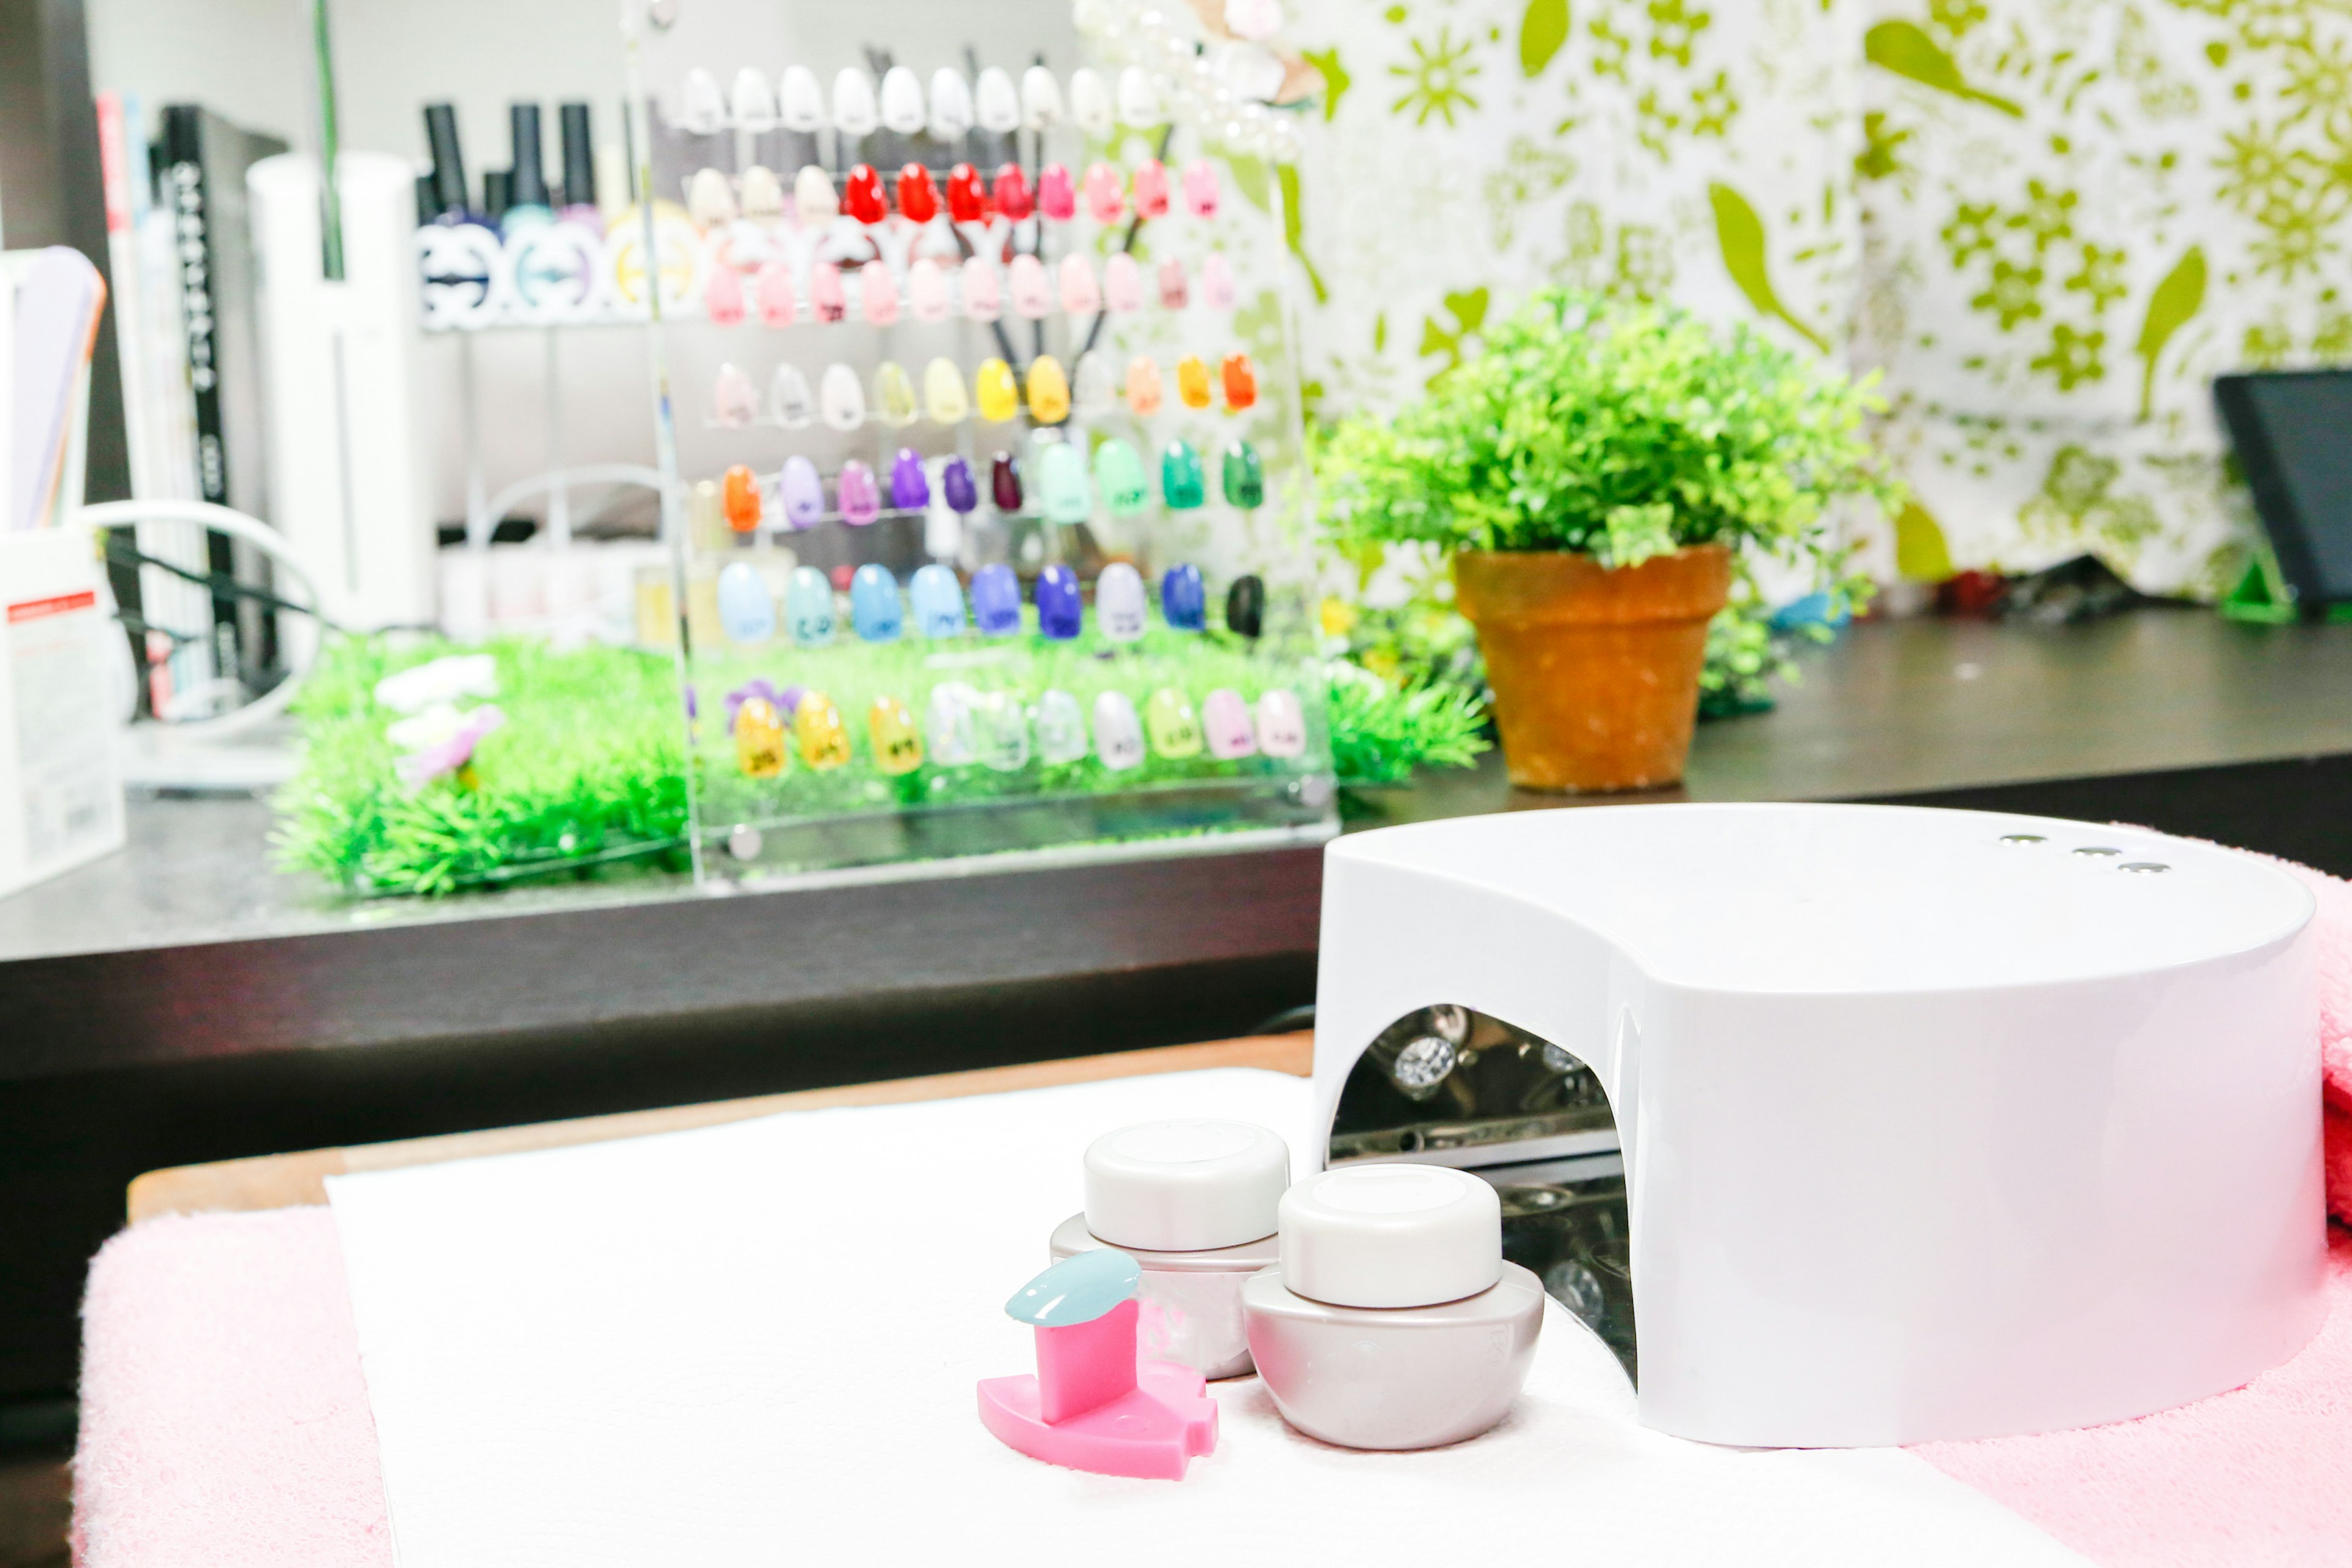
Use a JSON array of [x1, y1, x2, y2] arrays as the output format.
[[326, 1068, 2082, 1567]]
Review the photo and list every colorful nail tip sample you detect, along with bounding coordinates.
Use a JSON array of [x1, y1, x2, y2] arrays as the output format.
[[837, 459, 881, 526], [809, 263, 847, 323], [974, 67, 1020, 134], [1202, 687, 1259, 759], [990, 451, 1025, 512], [780, 456, 826, 528], [1103, 254, 1144, 314], [795, 689, 853, 768], [850, 563, 902, 639], [1145, 687, 1204, 757], [736, 696, 787, 777], [869, 695, 925, 774], [926, 681, 979, 765], [843, 163, 886, 224], [993, 163, 1035, 222], [910, 562, 967, 638], [1038, 164, 1077, 221], [722, 462, 761, 530], [1160, 564, 1206, 631], [1039, 440, 1090, 523], [895, 162, 939, 223], [1027, 356, 1072, 424], [1093, 691, 1145, 770], [970, 564, 1023, 635], [946, 163, 986, 224], [1182, 159, 1221, 218], [833, 69, 879, 135], [1096, 562, 1148, 641], [755, 262, 797, 327], [1083, 162, 1126, 224], [713, 363, 758, 426], [1008, 254, 1053, 319], [977, 690, 1032, 771], [1220, 354, 1258, 413], [1069, 69, 1114, 136], [1200, 253, 1237, 308], [1072, 353, 1118, 419], [976, 358, 1020, 421], [859, 260, 900, 325], [1036, 564, 1084, 639], [794, 166, 838, 224], [908, 258, 950, 321], [1255, 688, 1307, 757], [769, 363, 814, 427], [890, 448, 931, 510], [961, 256, 1002, 322], [1095, 439, 1150, 514], [705, 265, 746, 326], [1175, 355, 1213, 410], [820, 363, 866, 429], [872, 360, 918, 426], [942, 456, 981, 514], [786, 565, 837, 643], [717, 561, 775, 643], [1225, 574, 1265, 639], [1156, 258, 1189, 309], [1058, 255, 1101, 317], [1161, 440, 1207, 509], [924, 357, 970, 424], [1222, 440, 1265, 508], [1035, 689, 1090, 764], [1126, 356, 1164, 414], [1132, 159, 1171, 219]]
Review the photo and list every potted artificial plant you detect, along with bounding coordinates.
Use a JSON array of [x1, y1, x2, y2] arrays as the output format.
[[1320, 290, 1894, 792]]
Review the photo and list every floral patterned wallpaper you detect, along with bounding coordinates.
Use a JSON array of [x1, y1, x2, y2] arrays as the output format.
[[1278, 0, 2352, 596]]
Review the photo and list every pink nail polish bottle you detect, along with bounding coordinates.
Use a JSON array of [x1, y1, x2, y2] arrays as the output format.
[[1050, 1120, 1289, 1379], [1243, 1164, 1545, 1450]]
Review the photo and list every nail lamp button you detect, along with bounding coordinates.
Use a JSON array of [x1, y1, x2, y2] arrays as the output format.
[[1280, 1163, 1502, 1310], [1084, 1120, 1289, 1253]]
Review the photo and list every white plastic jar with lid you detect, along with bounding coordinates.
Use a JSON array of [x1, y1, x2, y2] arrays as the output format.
[[1242, 1162, 1545, 1449], [1049, 1119, 1289, 1379]]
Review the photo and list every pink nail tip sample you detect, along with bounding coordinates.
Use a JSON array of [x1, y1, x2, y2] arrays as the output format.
[[960, 256, 1002, 322], [703, 264, 746, 325], [1037, 163, 1077, 221], [1103, 253, 1144, 314], [1182, 159, 1220, 218], [1008, 253, 1053, 320], [978, 1251, 1218, 1480], [1199, 252, 1237, 309], [859, 260, 900, 325], [1202, 688, 1259, 759], [1082, 161, 1126, 224], [1156, 258, 1189, 309], [809, 263, 847, 323], [1058, 254, 1101, 316], [1131, 159, 1171, 219], [753, 262, 797, 326], [908, 258, 950, 322]]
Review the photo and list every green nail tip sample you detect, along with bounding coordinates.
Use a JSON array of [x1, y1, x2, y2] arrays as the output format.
[[1039, 441, 1092, 524], [1161, 440, 1205, 510], [1005, 1248, 1142, 1326], [1221, 440, 1264, 508], [1094, 438, 1150, 514]]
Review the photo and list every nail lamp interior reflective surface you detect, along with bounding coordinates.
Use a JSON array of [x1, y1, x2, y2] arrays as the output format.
[[1312, 803, 2326, 1447]]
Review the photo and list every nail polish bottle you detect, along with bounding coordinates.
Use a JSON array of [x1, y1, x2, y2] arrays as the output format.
[[1036, 564, 1083, 639], [872, 361, 919, 427], [774, 456, 819, 530], [869, 695, 925, 775], [993, 164, 1035, 222], [943, 457, 981, 516], [557, 104, 598, 223], [1049, 1120, 1290, 1380], [1145, 688, 1204, 757], [1242, 1164, 1544, 1451], [991, 451, 1025, 513], [1038, 164, 1077, 221], [976, 690, 1031, 771], [910, 562, 966, 637], [1096, 562, 1147, 641], [890, 449, 930, 511], [1226, 575, 1265, 639], [971, 564, 1023, 635], [1160, 564, 1206, 631], [1035, 690, 1090, 764], [717, 562, 775, 644], [1028, 356, 1072, 424], [1202, 688, 1259, 758], [1222, 440, 1264, 508], [926, 682, 981, 765], [1039, 441, 1090, 523], [1256, 689, 1308, 758], [908, 258, 950, 322], [1161, 440, 1207, 509], [736, 695, 788, 777], [1068, 68, 1115, 137], [1131, 159, 1171, 219], [838, 460, 881, 526], [500, 104, 554, 236], [850, 564, 902, 640], [962, 257, 1003, 322], [795, 689, 853, 769], [925, 358, 970, 424], [1096, 439, 1149, 514], [786, 565, 835, 644], [1093, 691, 1145, 769], [755, 263, 797, 328]]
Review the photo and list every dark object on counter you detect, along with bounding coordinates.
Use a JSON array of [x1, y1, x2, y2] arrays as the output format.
[[482, 168, 512, 224], [1225, 574, 1264, 639], [2216, 370, 2352, 611], [559, 103, 595, 209], [1997, 555, 2154, 625], [423, 102, 468, 219], [1936, 569, 2010, 618]]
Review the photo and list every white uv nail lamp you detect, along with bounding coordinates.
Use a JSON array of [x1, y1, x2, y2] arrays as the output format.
[[1311, 803, 2328, 1447]]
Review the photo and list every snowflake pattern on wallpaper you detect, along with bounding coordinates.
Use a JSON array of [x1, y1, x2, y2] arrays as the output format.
[[1283, 0, 2352, 595]]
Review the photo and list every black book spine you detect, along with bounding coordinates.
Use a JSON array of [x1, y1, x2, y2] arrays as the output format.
[[157, 105, 240, 676]]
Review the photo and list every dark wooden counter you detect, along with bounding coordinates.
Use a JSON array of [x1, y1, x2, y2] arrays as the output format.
[[2, 608, 2349, 1400]]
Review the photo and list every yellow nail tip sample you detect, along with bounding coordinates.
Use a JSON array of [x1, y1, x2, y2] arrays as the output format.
[[1027, 355, 1071, 424], [923, 357, 970, 424], [736, 697, 788, 778], [975, 357, 1020, 422], [868, 695, 925, 775], [794, 690, 852, 769]]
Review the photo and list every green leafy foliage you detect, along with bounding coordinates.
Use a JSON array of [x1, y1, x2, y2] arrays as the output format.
[[1324, 663, 1491, 786], [1319, 289, 1902, 568]]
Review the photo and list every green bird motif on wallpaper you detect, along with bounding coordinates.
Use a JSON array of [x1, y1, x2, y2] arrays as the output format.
[[1864, 21, 2023, 118], [2136, 247, 2206, 421], [1707, 183, 1828, 353]]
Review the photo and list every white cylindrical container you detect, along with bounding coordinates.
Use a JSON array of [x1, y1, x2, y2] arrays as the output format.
[[1049, 1119, 1289, 1379], [1243, 1163, 1545, 1450]]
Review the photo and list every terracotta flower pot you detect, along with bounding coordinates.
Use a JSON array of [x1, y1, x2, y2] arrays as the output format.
[[1453, 544, 1734, 793]]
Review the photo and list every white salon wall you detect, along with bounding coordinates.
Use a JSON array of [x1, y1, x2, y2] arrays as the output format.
[[85, 0, 1079, 535]]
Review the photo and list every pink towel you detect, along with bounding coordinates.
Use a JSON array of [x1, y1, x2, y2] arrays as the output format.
[[2283, 859, 2352, 1220], [73, 1207, 391, 1567]]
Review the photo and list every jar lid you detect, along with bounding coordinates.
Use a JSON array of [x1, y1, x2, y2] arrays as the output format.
[[1082, 1119, 1289, 1252], [1278, 1163, 1502, 1309]]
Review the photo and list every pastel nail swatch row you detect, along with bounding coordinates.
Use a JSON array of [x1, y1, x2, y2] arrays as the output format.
[[676, 62, 1180, 140], [718, 561, 1256, 647], [700, 247, 1237, 329], [713, 352, 1257, 428], [689, 158, 1219, 231]]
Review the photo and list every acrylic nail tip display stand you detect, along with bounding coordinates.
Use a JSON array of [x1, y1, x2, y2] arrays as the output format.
[[608, 1, 1334, 882]]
